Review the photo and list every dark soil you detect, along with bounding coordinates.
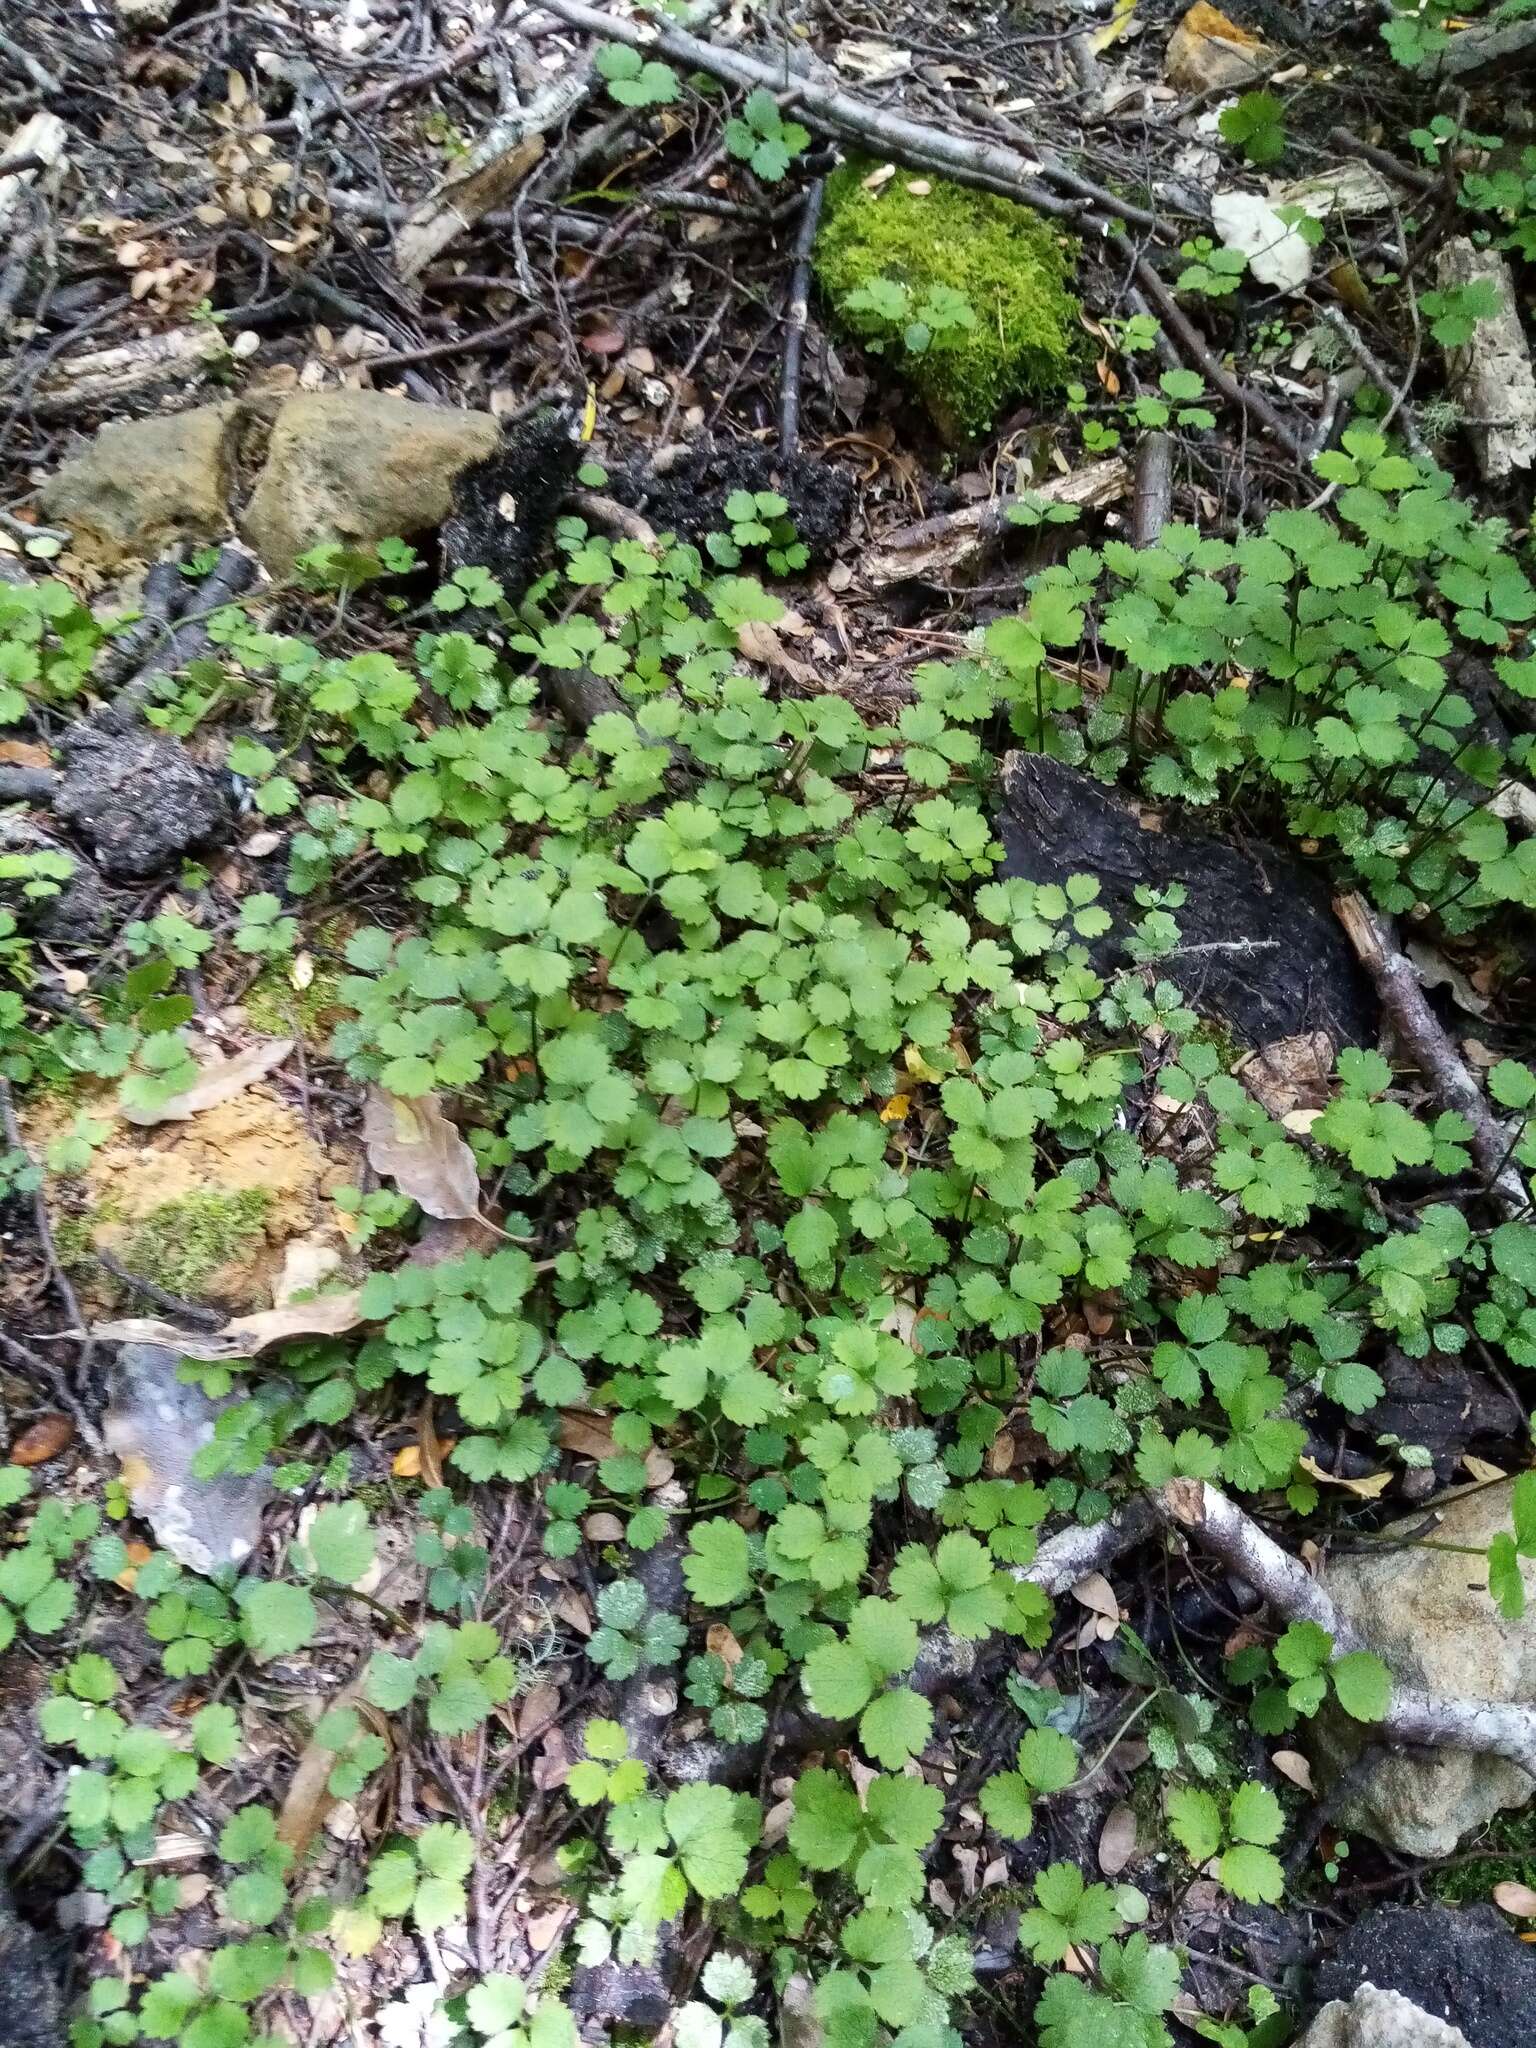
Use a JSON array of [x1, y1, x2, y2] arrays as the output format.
[[997, 752, 1379, 1048], [1312, 1902, 1536, 2047]]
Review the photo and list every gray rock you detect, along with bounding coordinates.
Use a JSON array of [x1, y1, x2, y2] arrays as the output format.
[[54, 725, 228, 878], [1313, 1904, 1536, 2048], [104, 1344, 273, 1575], [1297, 1988, 1469, 2048], [1313, 1481, 1536, 1856], [39, 404, 239, 568], [241, 390, 501, 576], [0, 1885, 65, 2048]]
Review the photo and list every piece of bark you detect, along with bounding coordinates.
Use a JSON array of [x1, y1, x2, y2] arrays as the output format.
[[0, 112, 66, 232], [32, 327, 229, 417], [1132, 431, 1173, 549], [1434, 239, 1536, 480], [864, 458, 1130, 589], [1335, 891, 1529, 1219]]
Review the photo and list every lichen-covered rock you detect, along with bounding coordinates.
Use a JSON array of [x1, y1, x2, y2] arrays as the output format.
[[1296, 1988, 1469, 2048], [39, 403, 239, 567], [241, 390, 502, 575], [54, 725, 228, 878], [814, 164, 1077, 441], [1313, 1481, 1536, 1857], [104, 1342, 274, 1574]]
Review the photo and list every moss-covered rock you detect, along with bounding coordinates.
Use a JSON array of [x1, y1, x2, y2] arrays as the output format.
[[119, 1187, 272, 1301], [813, 165, 1078, 441]]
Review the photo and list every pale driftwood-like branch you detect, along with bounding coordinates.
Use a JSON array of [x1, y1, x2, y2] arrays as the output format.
[[31, 327, 228, 416], [1434, 11, 1536, 77], [1016, 1495, 1158, 1597], [864, 457, 1130, 589], [535, 0, 1114, 231], [0, 110, 66, 232], [1335, 890, 1530, 1218], [1155, 1479, 1536, 1779], [393, 79, 579, 281]]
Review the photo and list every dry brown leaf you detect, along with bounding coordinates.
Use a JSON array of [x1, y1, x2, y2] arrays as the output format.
[[122, 1038, 294, 1126], [0, 739, 53, 769], [277, 1670, 370, 1854], [10, 1413, 74, 1465], [737, 617, 815, 686], [1494, 1880, 1536, 1917], [1272, 1749, 1315, 1791], [558, 1410, 618, 1462], [94, 1289, 366, 1360], [1098, 1803, 1138, 1876], [362, 1085, 481, 1220], [1072, 1570, 1121, 1618], [1298, 1455, 1393, 1499], [1464, 1454, 1507, 1483]]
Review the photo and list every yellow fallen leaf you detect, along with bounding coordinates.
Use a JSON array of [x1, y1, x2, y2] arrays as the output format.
[[1091, 0, 1140, 54], [1299, 1455, 1392, 1499], [392, 1444, 423, 1478], [903, 1044, 943, 1083], [880, 1094, 911, 1123]]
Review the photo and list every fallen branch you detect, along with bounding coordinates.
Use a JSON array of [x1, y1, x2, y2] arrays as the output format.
[[1334, 890, 1530, 1218], [779, 177, 825, 459], [1132, 430, 1173, 549], [535, 0, 1138, 233], [1317, 306, 1429, 464], [1434, 237, 1536, 479], [864, 456, 1130, 589], [1133, 256, 1309, 463], [1155, 1478, 1536, 1779], [31, 327, 228, 417], [393, 78, 579, 281]]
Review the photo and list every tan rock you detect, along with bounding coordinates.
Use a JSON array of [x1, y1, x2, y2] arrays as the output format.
[[240, 389, 501, 576], [37, 1085, 347, 1313], [1165, 2, 1271, 92], [38, 403, 239, 568], [1314, 1478, 1536, 1857], [1296, 1987, 1470, 2048]]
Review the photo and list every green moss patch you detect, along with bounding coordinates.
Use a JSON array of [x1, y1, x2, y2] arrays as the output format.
[[814, 164, 1079, 441], [118, 1188, 272, 1301]]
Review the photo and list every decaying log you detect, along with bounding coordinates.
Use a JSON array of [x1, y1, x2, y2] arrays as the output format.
[[864, 458, 1130, 589], [31, 327, 228, 417], [1434, 238, 1536, 480], [1335, 890, 1530, 1219], [0, 112, 66, 231]]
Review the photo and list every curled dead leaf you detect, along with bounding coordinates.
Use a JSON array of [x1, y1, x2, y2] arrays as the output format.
[[1098, 1803, 1138, 1877], [362, 1085, 481, 1220], [1494, 1880, 1536, 1917], [1272, 1749, 1315, 1792], [122, 1037, 294, 1126], [1298, 1455, 1393, 1500], [94, 1288, 365, 1360]]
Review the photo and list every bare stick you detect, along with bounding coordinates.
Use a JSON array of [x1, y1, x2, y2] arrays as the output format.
[[1132, 430, 1173, 549], [1317, 306, 1429, 464], [779, 177, 824, 459], [1155, 1478, 1536, 1777], [1017, 1495, 1158, 1597], [864, 457, 1130, 589], [1133, 257, 1308, 462], [535, 0, 1129, 231], [1335, 890, 1529, 1218]]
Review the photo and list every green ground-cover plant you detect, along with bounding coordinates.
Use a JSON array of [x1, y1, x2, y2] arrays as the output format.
[[2, 471, 1532, 2048]]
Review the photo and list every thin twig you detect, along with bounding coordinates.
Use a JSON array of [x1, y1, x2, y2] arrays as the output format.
[[778, 176, 824, 459]]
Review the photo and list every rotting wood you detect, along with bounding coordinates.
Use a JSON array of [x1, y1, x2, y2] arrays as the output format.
[[863, 457, 1130, 589], [0, 111, 66, 231], [1434, 237, 1536, 480], [31, 327, 228, 416], [1335, 890, 1530, 1219]]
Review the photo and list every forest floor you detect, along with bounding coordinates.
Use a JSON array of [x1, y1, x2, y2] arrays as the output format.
[[7, 4, 1536, 2048]]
